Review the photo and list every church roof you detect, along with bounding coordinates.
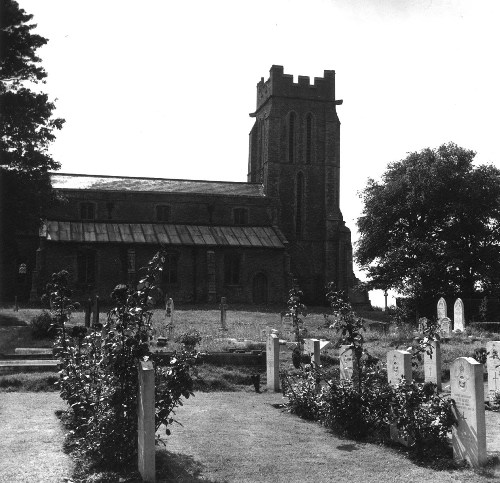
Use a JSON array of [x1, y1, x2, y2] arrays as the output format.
[[51, 173, 265, 197], [43, 221, 287, 248]]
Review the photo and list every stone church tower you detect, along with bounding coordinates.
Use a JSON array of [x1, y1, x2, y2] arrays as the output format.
[[248, 65, 359, 303]]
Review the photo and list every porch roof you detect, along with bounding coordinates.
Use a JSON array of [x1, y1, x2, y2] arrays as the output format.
[[43, 221, 287, 248]]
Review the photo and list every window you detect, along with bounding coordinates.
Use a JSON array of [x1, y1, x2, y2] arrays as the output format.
[[224, 252, 240, 285], [156, 205, 171, 222], [162, 252, 178, 284], [306, 113, 313, 164], [296, 172, 304, 238], [127, 248, 136, 273], [80, 202, 95, 220], [288, 112, 296, 164], [77, 250, 96, 285], [233, 208, 248, 226]]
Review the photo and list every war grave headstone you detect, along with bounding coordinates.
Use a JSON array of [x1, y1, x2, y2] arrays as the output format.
[[220, 297, 228, 331], [437, 297, 447, 320], [440, 317, 452, 339], [424, 340, 442, 391], [454, 298, 465, 332], [451, 357, 487, 468], [387, 349, 413, 445], [137, 360, 155, 482], [486, 341, 500, 403], [281, 314, 294, 341], [304, 339, 320, 366], [267, 333, 280, 392], [339, 345, 359, 383]]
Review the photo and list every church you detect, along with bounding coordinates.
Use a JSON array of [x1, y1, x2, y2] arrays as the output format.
[[27, 66, 365, 306]]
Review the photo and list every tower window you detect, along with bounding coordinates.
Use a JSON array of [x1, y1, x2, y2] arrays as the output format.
[[156, 205, 171, 222], [296, 172, 304, 238], [80, 202, 95, 220], [306, 113, 313, 164], [288, 112, 296, 164], [224, 252, 240, 285], [162, 252, 178, 284], [233, 208, 248, 226]]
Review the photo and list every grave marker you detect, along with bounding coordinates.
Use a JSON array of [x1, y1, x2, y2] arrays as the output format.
[[440, 317, 452, 338], [266, 333, 280, 392], [424, 340, 442, 391], [339, 345, 359, 384], [281, 315, 294, 341], [454, 298, 465, 332], [137, 360, 155, 482], [451, 357, 487, 467], [304, 338, 320, 365], [437, 297, 447, 320], [387, 350, 412, 386], [220, 297, 228, 330], [486, 341, 500, 402]]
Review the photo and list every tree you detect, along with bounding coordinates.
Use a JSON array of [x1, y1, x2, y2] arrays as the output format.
[[356, 143, 500, 303], [0, 0, 64, 300]]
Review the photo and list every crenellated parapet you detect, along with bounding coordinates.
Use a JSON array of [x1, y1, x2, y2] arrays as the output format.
[[256, 65, 337, 111]]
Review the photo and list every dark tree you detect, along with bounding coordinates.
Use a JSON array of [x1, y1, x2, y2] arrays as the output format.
[[0, 0, 64, 300], [356, 143, 500, 302]]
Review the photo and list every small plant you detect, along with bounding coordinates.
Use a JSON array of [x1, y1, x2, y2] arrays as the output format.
[[30, 311, 54, 339], [285, 277, 307, 343], [176, 329, 202, 350]]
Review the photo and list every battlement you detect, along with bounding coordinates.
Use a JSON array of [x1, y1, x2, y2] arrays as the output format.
[[256, 65, 336, 110]]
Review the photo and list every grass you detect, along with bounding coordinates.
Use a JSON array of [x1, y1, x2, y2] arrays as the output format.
[[0, 372, 59, 392]]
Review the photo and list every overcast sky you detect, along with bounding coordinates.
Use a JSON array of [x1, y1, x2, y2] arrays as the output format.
[[17, 0, 500, 307]]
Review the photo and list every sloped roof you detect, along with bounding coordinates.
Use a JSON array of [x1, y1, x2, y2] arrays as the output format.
[[43, 221, 287, 248], [51, 173, 265, 197]]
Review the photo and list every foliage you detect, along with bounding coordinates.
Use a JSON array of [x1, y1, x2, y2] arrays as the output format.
[[285, 277, 307, 343], [478, 296, 488, 322], [48, 251, 197, 468], [176, 329, 202, 350], [29, 310, 54, 339], [356, 143, 500, 301]]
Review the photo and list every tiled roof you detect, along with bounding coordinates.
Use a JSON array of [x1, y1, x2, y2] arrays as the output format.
[[43, 221, 287, 248], [51, 173, 265, 197]]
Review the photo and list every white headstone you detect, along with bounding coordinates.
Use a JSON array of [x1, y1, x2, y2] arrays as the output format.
[[387, 350, 412, 386], [437, 297, 447, 320], [339, 345, 358, 383], [454, 298, 465, 332], [137, 360, 155, 482], [304, 338, 320, 366], [440, 317, 452, 338], [424, 340, 442, 391], [451, 357, 487, 467], [486, 341, 500, 403], [266, 333, 280, 392]]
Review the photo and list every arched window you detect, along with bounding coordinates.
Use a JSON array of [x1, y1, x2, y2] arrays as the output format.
[[306, 113, 313, 164], [288, 112, 296, 164], [296, 172, 304, 238]]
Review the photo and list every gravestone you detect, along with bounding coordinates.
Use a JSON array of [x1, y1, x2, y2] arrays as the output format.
[[281, 315, 294, 341], [454, 298, 465, 332], [92, 295, 100, 326], [440, 317, 452, 338], [137, 360, 155, 482], [339, 345, 358, 383], [387, 350, 412, 386], [451, 357, 487, 467], [437, 297, 447, 320], [424, 340, 442, 391], [266, 333, 280, 392], [219, 297, 228, 330], [417, 317, 428, 333], [304, 338, 320, 365], [486, 341, 500, 402]]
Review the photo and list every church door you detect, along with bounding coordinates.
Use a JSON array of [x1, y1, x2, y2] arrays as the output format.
[[252, 273, 268, 304]]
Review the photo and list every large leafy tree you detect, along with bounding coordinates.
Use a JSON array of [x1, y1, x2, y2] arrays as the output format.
[[356, 143, 500, 302], [0, 0, 64, 299]]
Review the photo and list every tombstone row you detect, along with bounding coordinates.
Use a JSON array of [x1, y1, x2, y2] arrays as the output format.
[[436, 296, 465, 333]]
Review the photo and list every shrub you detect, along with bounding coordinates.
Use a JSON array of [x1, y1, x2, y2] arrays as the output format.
[[280, 369, 320, 421], [30, 311, 54, 339], [176, 329, 202, 350]]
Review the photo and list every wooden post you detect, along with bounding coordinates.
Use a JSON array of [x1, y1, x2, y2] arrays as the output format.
[[137, 360, 155, 482]]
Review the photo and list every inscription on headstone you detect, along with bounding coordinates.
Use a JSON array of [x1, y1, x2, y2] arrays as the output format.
[[437, 297, 447, 320], [387, 350, 412, 386], [486, 341, 500, 403], [424, 340, 442, 391], [454, 298, 465, 332], [451, 357, 487, 468], [266, 333, 280, 392]]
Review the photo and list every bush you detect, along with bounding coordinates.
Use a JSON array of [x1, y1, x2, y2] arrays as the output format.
[[176, 329, 202, 350], [30, 311, 54, 339]]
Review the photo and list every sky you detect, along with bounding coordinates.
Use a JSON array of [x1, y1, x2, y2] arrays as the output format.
[[16, 0, 500, 307]]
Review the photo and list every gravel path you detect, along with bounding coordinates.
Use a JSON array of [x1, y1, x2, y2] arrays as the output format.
[[0, 392, 72, 483]]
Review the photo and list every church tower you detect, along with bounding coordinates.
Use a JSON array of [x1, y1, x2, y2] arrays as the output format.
[[248, 65, 357, 303]]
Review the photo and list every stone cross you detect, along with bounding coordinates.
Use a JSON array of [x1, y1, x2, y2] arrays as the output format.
[[486, 341, 500, 403], [454, 298, 465, 332], [266, 333, 280, 392], [437, 297, 447, 320], [386, 350, 412, 386], [137, 360, 155, 482], [220, 297, 228, 330], [304, 338, 320, 366], [451, 357, 487, 467], [424, 340, 442, 391], [440, 317, 452, 338]]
